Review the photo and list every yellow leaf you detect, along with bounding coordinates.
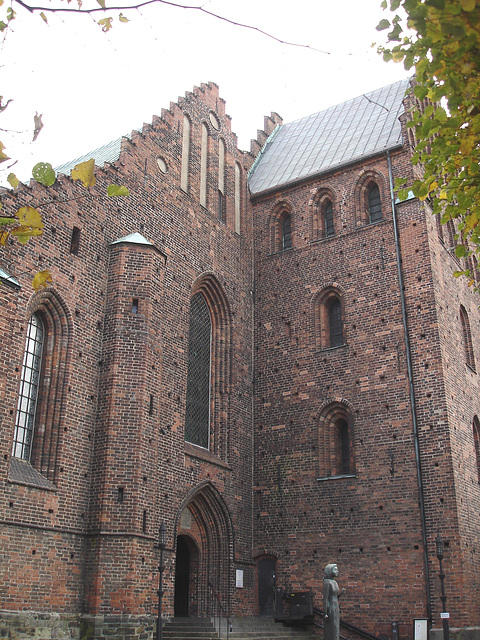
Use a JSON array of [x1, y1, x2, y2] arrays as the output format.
[[71, 158, 96, 187], [119, 12, 129, 22], [0, 230, 10, 245], [40, 11, 47, 22], [98, 17, 113, 32], [459, 0, 476, 10], [18, 206, 44, 230], [0, 141, 9, 164], [32, 269, 52, 292], [96, 0, 106, 7]]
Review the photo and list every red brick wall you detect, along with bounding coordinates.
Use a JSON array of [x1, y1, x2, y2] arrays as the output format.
[[251, 140, 480, 636], [0, 82, 255, 625]]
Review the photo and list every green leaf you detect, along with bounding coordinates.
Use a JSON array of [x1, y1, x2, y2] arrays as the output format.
[[459, 0, 476, 10], [32, 162, 56, 186], [0, 217, 15, 225], [107, 184, 130, 197], [376, 18, 391, 31], [7, 173, 19, 189]]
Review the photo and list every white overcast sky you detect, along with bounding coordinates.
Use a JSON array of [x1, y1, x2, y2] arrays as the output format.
[[0, 0, 409, 182]]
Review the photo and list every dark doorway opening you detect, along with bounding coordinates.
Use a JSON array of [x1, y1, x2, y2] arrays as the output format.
[[258, 557, 276, 617], [174, 536, 190, 617]]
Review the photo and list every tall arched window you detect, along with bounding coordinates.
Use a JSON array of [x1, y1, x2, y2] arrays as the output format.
[[11, 292, 72, 482], [12, 313, 44, 460], [318, 401, 355, 479], [218, 138, 226, 222], [185, 293, 212, 449], [184, 276, 232, 459], [200, 122, 208, 207], [327, 298, 343, 348], [234, 162, 241, 234], [368, 183, 382, 223], [460, 305, 475, 371], [315, 288, 345, 350], [181, 115, 191, 193], [473, 416, 480, 484], [282, 214, 292, 250]]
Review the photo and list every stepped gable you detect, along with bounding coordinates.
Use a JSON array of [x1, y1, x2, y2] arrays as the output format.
[[248, 77, 411, 196], [55, 81, 235, 175]]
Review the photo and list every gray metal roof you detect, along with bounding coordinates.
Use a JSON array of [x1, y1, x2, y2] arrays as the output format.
[[55, 134, 132, 175], [248, 78, 411, 196], [110, 232, 155, 247]]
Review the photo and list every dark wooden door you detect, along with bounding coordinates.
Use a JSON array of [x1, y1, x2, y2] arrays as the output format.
[[258, 557, 276, 617], [174, 536, 190, 617]]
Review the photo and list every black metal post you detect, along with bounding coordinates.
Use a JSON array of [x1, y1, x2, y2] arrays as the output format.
[[156, 521, 166, 640], [436, 535, 449, 640]]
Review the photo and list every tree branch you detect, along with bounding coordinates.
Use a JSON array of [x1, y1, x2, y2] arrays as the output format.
[[12, 0, 331, 54]]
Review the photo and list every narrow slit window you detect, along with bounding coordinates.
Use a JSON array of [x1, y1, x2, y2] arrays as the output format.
[[339, 419, 350, 474], [324, 200, 334, 237], [368, 184, 382, 223], [132, 299, 139, 314], [328, 298, 343, 347], [282, 215, 292, 250], [70, 227, 81, 255], [117, 487, 124, 503]]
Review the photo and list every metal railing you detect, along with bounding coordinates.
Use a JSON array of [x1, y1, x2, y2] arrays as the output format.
[[208, 581, 232, 640]]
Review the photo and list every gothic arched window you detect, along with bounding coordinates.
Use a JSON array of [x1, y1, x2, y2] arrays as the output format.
[[12, 313, 44, 460], [185, 293, 212, 449]]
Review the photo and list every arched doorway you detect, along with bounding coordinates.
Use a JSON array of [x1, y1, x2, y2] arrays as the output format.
[[175, 482, 233, 618]]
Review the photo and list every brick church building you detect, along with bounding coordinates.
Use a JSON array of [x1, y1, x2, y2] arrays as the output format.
[[1, 78, 479, 640]]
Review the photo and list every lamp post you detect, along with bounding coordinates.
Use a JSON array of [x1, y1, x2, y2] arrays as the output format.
[[436, 534, 449, 640], [156, 521, 167, 640]]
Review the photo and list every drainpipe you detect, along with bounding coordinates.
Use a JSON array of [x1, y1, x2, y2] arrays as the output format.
[[386, 150, 432, 622]]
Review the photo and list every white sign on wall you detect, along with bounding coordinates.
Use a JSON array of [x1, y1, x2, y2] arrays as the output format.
[[235, 569, 244, 588], [414, 619, 428, 640]]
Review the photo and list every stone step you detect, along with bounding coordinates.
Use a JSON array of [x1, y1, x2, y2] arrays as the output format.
[[162, 617, 316, 640]]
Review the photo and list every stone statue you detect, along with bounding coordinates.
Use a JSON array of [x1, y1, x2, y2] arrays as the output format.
[[323, 563, 345, 640]]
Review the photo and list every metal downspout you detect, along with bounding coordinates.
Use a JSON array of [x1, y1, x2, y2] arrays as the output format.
[[386, 150, 432, 621]]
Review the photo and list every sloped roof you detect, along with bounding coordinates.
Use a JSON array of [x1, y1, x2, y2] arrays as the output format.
[[248, 78, 411, 196], [55, 134, 132, 175]]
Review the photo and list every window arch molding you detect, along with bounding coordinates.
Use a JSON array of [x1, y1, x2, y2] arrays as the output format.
[[311, 188, 337, 240], [185, 274, 232, 459], [317, 399, 355, 479], [313, 285, 346, 350], [354, 170, 386, 226], [267, 200, 294, 253], [13, 289, 73, 482]]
